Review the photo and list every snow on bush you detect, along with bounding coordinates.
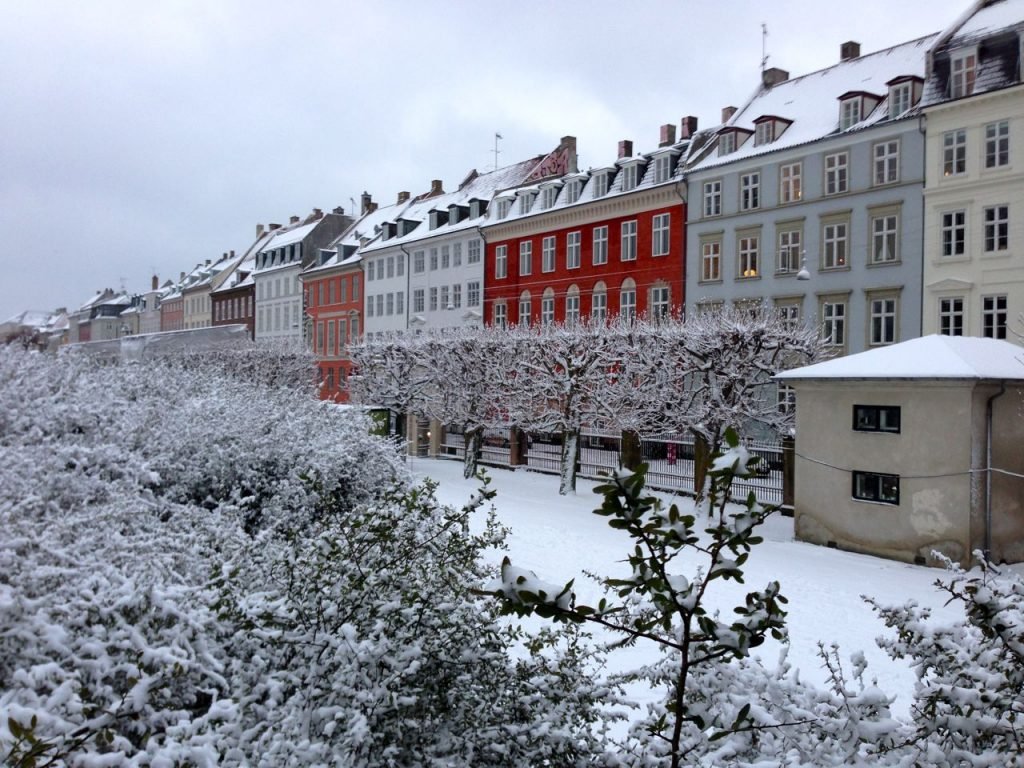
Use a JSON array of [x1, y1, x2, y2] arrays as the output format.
[[0, 346, 610, 766]]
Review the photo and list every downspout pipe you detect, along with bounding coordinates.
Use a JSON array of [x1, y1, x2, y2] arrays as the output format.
[[399, 243, 412, 330], [984, 380, 1007, 562]]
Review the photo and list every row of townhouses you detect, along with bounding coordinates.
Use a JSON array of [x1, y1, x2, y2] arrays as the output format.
[[5, 0, 1023, 404]]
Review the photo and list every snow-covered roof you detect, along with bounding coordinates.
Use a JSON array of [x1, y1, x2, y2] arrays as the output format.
[[212, 254, 256, 293], [3, 310, 55, 329], [776, 335, 1024, 381], [259, 220, 319, 252], [951, 0, 1024, 45], [690, 34, 937, 173]]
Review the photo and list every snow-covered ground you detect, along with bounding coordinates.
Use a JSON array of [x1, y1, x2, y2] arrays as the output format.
[[414, 456, 964, 718]]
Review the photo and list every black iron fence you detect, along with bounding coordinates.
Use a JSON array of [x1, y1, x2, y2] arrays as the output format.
[[438, 425, 789, 506]]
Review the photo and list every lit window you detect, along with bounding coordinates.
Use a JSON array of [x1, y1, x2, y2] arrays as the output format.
[[822, 222, 848, 269], [739, 236, 759, 278], [780, 163, 802, 203], [943, 129, 967, 176]]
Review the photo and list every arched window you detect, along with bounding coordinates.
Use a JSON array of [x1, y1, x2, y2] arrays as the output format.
[[620, 278, 637, 320], [592, 281, 607, 321], [565, 284, 581, 325], [518, 290, 532, 326], [541, 287, 555, 325]]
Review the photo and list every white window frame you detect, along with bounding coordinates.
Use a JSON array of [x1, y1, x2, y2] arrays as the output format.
[[701, 240, 721, 282], [619, 281, 637, 320], [943, 129, 967, 176], [703, 180, 722, 217], [567, 231, 581, 269], [541, 289, 555, 325], [591, 284, 607, 321], [413, 288, 424, 313], [869, 296, 898, 346], [871, 213, 899, 263], [541, 236, 556, 273], [777, 229, 801, 273], [593, 226, 608, 265], [620, 164, 638, 191], [651, 285, 670, 319], [740, 172, 760, 210], [519, 241, 532, 276], [822, 221, 848, 269], [493, 301, 507, 328], [654, 155, 671, 183], [621, 220, 638, 262], [652, 213, 670, 256], [939, 296, 964, 336], [985, 120, 1010, 169], [495, 244, 508, 279], [941, 210, 966, 257], [468, 238, 481, 264], [839, 97, 861, 131], [591, 173, 608, 198], [983, 294, 1007, 339], [984, 205, 1009, 253], [825, 152, 848, 195], [780, 162, 802, 203], [822, 300, 846, 348], [873, 140, 900, 185], [950, 49, 977, 99], [739, 235, 759, 278], [518, 291, 532, 325], [889, 82, 912, 117], [565, 288, 580, 325], [467, 281, 480, 307]]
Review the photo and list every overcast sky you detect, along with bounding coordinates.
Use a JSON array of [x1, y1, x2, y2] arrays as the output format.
[[0, 0, 968, 320]]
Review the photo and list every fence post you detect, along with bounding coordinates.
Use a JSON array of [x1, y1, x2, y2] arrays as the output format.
[[620, 429, 642, 470], [509, 427, 527, 466], [782, 435, 795, 516]]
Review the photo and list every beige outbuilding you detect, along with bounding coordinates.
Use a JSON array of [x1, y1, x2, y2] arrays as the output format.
[[776, 335, 1024, 567]]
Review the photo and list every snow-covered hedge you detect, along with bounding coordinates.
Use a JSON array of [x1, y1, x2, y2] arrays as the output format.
[[0, 347, 610, 765]]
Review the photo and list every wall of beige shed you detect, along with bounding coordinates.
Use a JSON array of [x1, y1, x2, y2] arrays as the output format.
[[791, 379, 1024, 567]]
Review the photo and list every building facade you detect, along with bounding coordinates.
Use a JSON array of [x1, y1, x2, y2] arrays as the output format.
[[922, 0, 1024, 341]]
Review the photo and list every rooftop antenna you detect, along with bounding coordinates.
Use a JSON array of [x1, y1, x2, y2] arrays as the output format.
[[493, 131, 503, 171], [761, 23, 769, 73]]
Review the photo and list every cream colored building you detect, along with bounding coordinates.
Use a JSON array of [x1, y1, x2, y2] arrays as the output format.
[[922, 1, 1024, 340], [777, 335, 1024, 567]]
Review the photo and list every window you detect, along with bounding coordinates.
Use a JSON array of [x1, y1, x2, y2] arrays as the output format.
[[985, 121, 1009, 168], [564, 180, 581, 204], [591, 173, 608, 198], [777, 383, 796, 415], [338, 318, 347, 349], [620, 279, 637, 320], [429, 248, 438, 271], [740, 172, 760, 210], [519, 241, 533, 275], [386, 293, 394, 316], [871, 212, 899, 263], [495, 245, 508, 279], [620, 164, 638, 191], [950, 50, 977, 99], [825, 152, 848, 195], [654, 155, 672, 183], [703, 180, 722, 217], [429, 287, 438, 312], [541, 186, 558, 209], [755, 121, 774, 146], [943, 129, 967, 176], [777, 229, 801, 273], [565, 286, 580, 324], [541, 289, 555, 325], [853, 471, 900, 505], [518, 193, 534, 215], [621, 220, 638, 261], [592, 282, 607, 321], [567, 231, 581, 269], [780, 163, 802, 203], [840, 97, 861, 131], [451, 284, 460, 309], [452, 242, 461, 267], [776, 301, 800, 330], [651, 285, 670, 319], [439, 286, 449, 310], [984, 205, 1009, 252], [386, 256, 395, 278], [542, 236, 556, 272], [869, 296, 897, 345], [496, 199, 512, 219], [652, 213, 671, 256], [889, 82, 912, 117], [518, 291, 532, 325], [366, 261, 375, 281], [739, 235, 760, 277], [822, 221, 848, 269], [939, 297, 964, 336], [468, 238, 481, 264], [467, 281, 480, 307], [441, 246, 450, 269], [593, 226, 608, 265], [983, 294, 1007, 339], [367, 297, 374, 318], [350, 314, 359, 340], [701, 240, 721, 282], [493, 302, 507, 328], [352, 275, 360, 301], [941, 210, 966, 256], [855, 404, 900, 433], [719, 132, 736, 155], [822, 300, 846, 347], [376, 295, 384, 317], [873, 140, 899, 185], [413, 288, 425, 313]]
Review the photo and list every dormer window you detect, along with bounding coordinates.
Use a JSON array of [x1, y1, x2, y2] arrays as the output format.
[[518, 192, 536, 215], [718, 127, 755, 155], [591, 173, 609, 198], [564, 179, 581, 204], [469, 198, 487, 218], [620, 163, 639, 191], [719, 132, 736, 155], [654, 154, 673, 183], [890, 82, 911, 116], [448, 205, 461, 225], [840, 98, 861, 130], [755, 122, 773, 146], [950, 48, 977, 98], [496, 198, 512, 219], [428, 209, 448, 230], [540, 184, 560, 209]]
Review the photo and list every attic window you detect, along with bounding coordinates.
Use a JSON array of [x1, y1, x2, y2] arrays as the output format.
[[591, 173, 609, 198], [540, 185, 559, 209], [719, 131, 736, 155], [889, 82, 912, 116], [518, 192, 535, 215], [564, 179, 581, 204], [840, 97, 862, 130], [754, 122, 773, 146], [654, 155, 672, 183], [950, 48, 977, 98], [620, 162, 642, 191]]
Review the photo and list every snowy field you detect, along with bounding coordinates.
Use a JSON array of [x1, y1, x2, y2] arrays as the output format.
[[414, 456, 965, 719]]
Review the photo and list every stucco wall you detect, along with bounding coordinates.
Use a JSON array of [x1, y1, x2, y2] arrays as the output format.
[[977, 383, 1024, 563], [793, 380, 976, 565]]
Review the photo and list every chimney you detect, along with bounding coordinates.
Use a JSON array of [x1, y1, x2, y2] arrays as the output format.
[[398, 191, 410, 204], [180, 272, 185, 281], [840, 41, 861, 61], [332, 206, 345, 215], [618, 139, 633, 159], [312, 208, 323, 219], [289, 215, 300, 224], [721, 106, 737, 123], [256, 223, 264, 238], [680, 116, 699, 139], [230, 250, 235, 258], [762, 67, 789, 89], [368, 202, 378, 214], [360, 191, 372, 215], [659, 123, 677, 147], [206, 259, 211, 266], [561, 135, 578, 172], [429, 179, 443, 196], [269, 222, 281, 230], [152, 275, 159, 291]]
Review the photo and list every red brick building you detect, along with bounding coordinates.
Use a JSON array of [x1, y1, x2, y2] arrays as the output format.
[[303, 249, 364, 402], [483, 122, 698, 326]]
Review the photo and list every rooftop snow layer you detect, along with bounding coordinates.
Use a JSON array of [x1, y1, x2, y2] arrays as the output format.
[[776, 335, 1024, 380]]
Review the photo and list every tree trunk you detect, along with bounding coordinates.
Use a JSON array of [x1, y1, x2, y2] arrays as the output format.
[[463, 425, 483, 479], [620, 428, 642, 471], [693, 431, 711, 504], [559, 429, 580, 495]]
